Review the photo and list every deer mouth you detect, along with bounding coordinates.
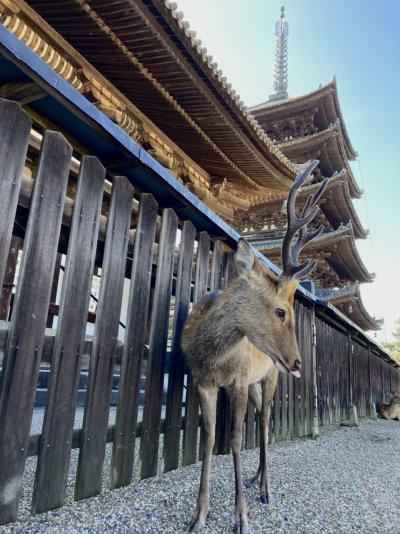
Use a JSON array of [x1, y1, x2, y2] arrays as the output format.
[[272, 355, 301, 379]]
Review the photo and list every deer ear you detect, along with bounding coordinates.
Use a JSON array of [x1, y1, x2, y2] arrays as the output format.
[[235, 238, 255, 279]]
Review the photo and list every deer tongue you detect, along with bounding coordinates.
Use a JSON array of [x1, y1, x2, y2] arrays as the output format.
[[291, 369, 301, 379]]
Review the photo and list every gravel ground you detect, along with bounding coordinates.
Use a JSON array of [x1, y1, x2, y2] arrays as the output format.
[[2, 419, 400, 533]]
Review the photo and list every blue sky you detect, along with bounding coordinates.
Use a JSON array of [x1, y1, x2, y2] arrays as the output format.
[[177, 0, 400, 343]]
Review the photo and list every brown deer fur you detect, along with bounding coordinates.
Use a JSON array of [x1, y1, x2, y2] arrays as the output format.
[[181, 241, 301, 533], [380, 393, 400, 420]]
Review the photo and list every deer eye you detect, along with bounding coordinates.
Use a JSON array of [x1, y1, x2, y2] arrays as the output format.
[[275, 308, 285, 319]]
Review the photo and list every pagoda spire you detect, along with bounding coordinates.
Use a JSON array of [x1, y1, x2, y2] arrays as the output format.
[[269, 6, 289, 102]]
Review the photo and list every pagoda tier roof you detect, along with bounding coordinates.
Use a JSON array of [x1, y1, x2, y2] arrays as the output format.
[[319, 171, 368, 239], [277, 121, 362, 198], [250, 223, 374, 284], [235, 170, 368, 239], [27, 0, 298, 192], [249, 78, 357, 160], [316, 284, 382, 331]]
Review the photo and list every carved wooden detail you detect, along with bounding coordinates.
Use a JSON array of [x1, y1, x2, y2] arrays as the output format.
[[0, 7, 85, 91]]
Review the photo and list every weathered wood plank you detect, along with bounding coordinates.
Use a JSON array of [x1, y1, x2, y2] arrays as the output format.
[[0, 99, 31, 294], [140, 208, 178, 479], [273, 376, 281, 442], [74, 176, 134, 501], [280, 372, 288, 440], [32, 156, 106, 513], [110, 194, 158, 489], [210, 241, 230, 456], [182, 231, 210, 466], [0, 131, 71, 525], [163, 221, 196, 473], [46, 253, 62, 328], [0, 236, 22, 321]]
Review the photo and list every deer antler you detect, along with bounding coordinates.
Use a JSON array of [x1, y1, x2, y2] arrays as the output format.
[[282, 160, 329, 279]]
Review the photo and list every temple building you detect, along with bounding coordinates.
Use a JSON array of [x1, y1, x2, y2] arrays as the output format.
[[240, 7, 380, 331], [0, 1, 380, 331]]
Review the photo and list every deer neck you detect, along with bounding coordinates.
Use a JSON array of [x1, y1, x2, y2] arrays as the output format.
[[196, 278, 257, 361]]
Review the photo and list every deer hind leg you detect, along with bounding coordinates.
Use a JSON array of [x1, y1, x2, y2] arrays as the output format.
[[229, 383, 250, 534], [189, 385, 218, 532], [248, 369, 278, 504]]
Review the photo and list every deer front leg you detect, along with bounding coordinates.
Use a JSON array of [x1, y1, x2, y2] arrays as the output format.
[[189, 385, 218, 532], [246, 383, 262, 488], [247, 370, 278, 504], [230, 384, 250, 534]]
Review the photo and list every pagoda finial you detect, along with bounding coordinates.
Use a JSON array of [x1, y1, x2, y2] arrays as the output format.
[[269, 6, 289, 102]]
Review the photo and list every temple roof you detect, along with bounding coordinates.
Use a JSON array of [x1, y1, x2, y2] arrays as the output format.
[[277, 121, 362, 198], [250, 223, 374, 284], [234, 170, 368, 239], [318, 171, 368, 239], [249, 78, 357, 160], [27, 0, 298, 192], [316, 283, 382, 331]]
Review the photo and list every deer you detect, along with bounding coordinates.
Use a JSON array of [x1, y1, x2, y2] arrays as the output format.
[[380, 393, 400, 420], [181, 160, 329, 533]]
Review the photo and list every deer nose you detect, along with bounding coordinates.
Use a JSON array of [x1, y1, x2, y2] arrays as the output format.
[[292, 359, 301, 372]]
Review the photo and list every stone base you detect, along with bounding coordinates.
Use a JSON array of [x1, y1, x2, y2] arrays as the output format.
[[341, 405, 359, 427], [369, 401, 377, 420]]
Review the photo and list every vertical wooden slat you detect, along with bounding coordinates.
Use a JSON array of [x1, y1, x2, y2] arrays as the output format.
[[32, 156, 106, 514], [182, 231, 210, 466], [280, 372, 288, 440], [0, 131, 71, 525], [293, 301, 302, 436], [0, 236, 22, 321], [110, 193, 158, 489], [304, 307, 312, 435], [164, 221, 196, 473], [0, 99, 31, 293], [216, 248, 234, 455], [212, 241, 231, 456], [74, 176, 134, 501], [46, 253, 62, 328], [140, 208, 178, 479], [287, 374, 294, 440], [310, 307, 319, 437], [273, 377, 281, 441]]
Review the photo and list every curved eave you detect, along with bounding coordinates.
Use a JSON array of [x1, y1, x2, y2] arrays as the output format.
[[252, 223, 374, 284], [244, 168, 368, 240], [321, 173, 368, 239], [28, 0, 297, 191], [333, 294, 382, 332], [328, 78, 358, 160], [278, 122, 362, 198], [236, 169, 345, 215], [325, 227, 374, 284], [317, 284, 381, 331], [338, 301, 381, 331], [249, 78, 357, 160]]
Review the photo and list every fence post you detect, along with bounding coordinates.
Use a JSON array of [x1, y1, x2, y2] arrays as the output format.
[[346, 332, 358, 424], [0, 131, 71, 525], [310, 306, 319, 438], [367, 346, 376, 419]]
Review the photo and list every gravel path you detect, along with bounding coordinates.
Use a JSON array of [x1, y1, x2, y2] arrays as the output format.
[[2, 419, 400, 533]]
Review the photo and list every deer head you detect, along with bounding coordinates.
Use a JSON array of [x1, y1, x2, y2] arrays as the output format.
[[235, 160, 328, 378]]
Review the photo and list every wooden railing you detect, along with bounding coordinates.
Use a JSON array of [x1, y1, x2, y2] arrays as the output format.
[[0, 95, 398, 525]]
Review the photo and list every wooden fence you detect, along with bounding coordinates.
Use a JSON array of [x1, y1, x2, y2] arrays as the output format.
[[0, 97, 398, 525]]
